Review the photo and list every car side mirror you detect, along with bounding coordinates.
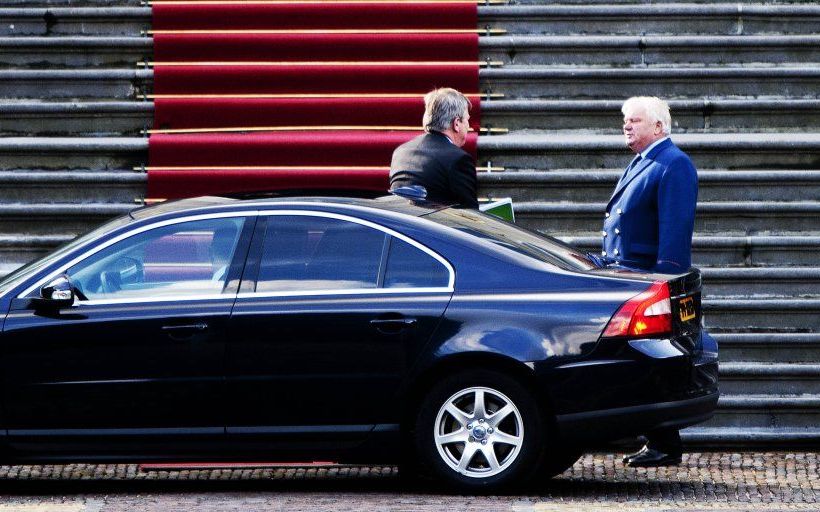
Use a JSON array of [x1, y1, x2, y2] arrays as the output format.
[[33, 275, 76, 308]]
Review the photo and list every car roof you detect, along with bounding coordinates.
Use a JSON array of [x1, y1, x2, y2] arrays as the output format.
[[128, 194, 449, 221]]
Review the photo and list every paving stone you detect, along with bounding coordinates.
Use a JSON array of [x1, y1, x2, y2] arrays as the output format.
[[0, 452, 817, 510]]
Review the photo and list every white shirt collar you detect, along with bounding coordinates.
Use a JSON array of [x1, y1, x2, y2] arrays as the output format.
[[639, 136, 669, 159]]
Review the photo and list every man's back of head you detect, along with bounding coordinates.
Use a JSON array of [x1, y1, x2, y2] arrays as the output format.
[[422, 88, 472, 147]]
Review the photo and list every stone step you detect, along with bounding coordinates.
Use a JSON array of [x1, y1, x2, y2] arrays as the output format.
[[514, 201, 820, 233], [718, 363, 820, 395], [716, 333, 820, 364], [557, 234, 820, 267], [480, 170, 820, 202], [682, 426, 820, 449], [3, 34, 817, 68], [0, 137, 146, 170], [480, 35, 820, 66], [481, 99, 820, 132], [700, 267, 820, 297], [5, 5, 815, 38], [0, 233, 74, 277], [9, 133, 817, 173], [0, 8, 149, 37], [0, 101, 151, 136], [478, 132, 820, 170], [514, 0, 820, 4], [0, 69, 149, 100], [705, 300, 820, 336], [4, 67, 818, 104], [6, 98, 818, 136], [0, 203, 135, 236], [480, 4, 820, 36], [0, 170, 145, 202], [705, 394, 820, 429], [0, 36, 150, 68], [480, 66, 820, 100]]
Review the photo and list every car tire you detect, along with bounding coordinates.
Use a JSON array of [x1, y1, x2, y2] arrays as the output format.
[[413, 369, 543, 491]]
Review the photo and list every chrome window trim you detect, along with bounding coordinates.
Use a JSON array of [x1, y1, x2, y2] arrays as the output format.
[[69, 288, 451, 308], [236, 287, 452, 300], [17, 206, 455, 303], [78, 293, 233, 307], [450, 291, 638, 303], [18, 210, 258, 298], [255, 209, 455, 292]]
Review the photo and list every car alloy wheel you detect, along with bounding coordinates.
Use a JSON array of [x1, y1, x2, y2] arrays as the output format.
[[413, 369, 543, 490], [434, 386, 524, 478]]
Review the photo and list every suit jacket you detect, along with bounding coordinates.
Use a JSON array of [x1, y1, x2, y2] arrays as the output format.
[[603, 138, 698, 273], [389, 131, 478, 208]]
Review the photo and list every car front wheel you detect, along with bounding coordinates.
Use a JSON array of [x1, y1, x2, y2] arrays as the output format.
[[413, 369, 543, 491]]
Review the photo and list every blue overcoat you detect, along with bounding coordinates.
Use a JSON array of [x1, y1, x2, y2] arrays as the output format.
[[602, 138, 698, 274]]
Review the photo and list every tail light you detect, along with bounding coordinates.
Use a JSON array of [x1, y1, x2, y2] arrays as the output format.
[[602, 281, 672, 338]]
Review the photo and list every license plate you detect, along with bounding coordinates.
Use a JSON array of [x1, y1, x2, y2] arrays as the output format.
[[678, 296, 696, 322]]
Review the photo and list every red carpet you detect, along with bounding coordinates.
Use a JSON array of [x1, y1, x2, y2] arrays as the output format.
[[153, 33, 479, 62], [148, 168, 390, 199], [148, 1, 480, 199], [149, 132, 477, 166], [153, 97, 481, 131], [152, 2, 478, 31], [152, 63, 479, 96]]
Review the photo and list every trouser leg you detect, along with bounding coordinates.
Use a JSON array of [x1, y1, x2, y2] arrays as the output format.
[[645, 428, 682, 455]]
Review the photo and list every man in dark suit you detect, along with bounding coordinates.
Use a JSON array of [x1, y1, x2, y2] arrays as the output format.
[[604, 96, 698, 467], [389, 88, 478, 208]]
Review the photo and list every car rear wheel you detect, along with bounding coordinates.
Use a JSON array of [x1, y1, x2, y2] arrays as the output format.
[[413, 369, 543, 491]]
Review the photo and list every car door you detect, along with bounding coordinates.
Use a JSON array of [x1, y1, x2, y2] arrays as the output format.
[[1, 214, 253, 453], [225, 211, 453, 448]]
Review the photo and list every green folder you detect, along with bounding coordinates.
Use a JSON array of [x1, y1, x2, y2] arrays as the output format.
[[479, 197, 515, 223]]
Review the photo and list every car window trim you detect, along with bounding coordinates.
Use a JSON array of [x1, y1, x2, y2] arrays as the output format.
[[76, 293, 237, 307], [236, 287, 453, 300], [18, 211, 259, 299], [375, 236, 392, 288], [247, 210, 455, 294]]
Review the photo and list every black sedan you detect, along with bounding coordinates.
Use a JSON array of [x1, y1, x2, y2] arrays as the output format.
[[0, 194, 718, 490]]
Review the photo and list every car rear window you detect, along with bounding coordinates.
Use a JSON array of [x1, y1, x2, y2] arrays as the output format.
[[426, 208, 597, 271]]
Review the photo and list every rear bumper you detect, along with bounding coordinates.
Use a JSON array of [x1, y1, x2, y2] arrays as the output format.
[[548, 334, 719, 443], [554, 389, 719, 443]]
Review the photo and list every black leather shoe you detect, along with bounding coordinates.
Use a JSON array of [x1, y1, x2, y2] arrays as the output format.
[[626, 448, 682, 468], [622, 446, 648, 465]]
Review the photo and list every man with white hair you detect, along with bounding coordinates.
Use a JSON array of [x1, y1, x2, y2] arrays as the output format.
[[389, 88, 478, 208], [604, 96, 698, 273], [605, 96, 699, 467]]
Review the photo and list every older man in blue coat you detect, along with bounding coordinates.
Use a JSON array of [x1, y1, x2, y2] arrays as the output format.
[[605, 96, 699, 467]]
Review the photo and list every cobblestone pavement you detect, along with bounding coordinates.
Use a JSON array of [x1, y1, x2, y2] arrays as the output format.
[[0, 452, 817, 511]]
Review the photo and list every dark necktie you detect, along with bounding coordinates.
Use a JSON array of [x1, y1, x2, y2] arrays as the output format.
[[617, 155, 642, 188]]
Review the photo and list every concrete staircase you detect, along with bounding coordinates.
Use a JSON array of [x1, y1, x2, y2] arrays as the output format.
[[0, 4, 150, 277], [477, 2, 820, 449], [0, 1, 819, 448]]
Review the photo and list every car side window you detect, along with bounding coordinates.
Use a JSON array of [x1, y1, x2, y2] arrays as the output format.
[[257, 215, 387, 292], [384, 238, 450, 289], [66, 217, 245, 301]]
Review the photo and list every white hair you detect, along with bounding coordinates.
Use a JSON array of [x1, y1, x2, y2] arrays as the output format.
[[622, 96, 672, 135], [422, 88, 471, 133]]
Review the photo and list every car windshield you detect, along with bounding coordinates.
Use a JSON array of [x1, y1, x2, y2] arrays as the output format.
[[0, 215, 133, 296], [426, 208, 598, 271]]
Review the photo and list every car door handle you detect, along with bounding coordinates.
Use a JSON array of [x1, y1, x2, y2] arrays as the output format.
[[370, 317, 417, 334], [162, 323, 209, 339]]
